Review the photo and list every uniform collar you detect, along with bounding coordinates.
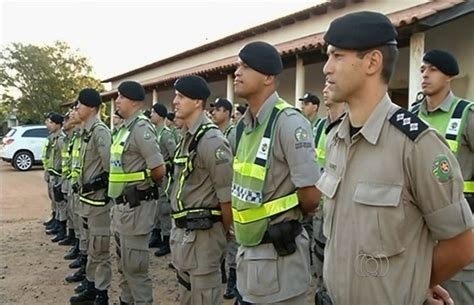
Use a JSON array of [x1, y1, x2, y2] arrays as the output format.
[[221, 120, 232, 132], [242, 92, 279, 129], [123, 110, 142, 129], [420, 91, 455, 114], [186, 112, 209, 136], [337, 94, 391, 145], [84, 115, 100, 132], [155, 124, 165, 135]]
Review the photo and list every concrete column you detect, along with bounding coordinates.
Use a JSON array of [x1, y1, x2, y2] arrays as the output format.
[[110, 98, 115, 130], [226, 74, 234, 103], [152, 89, 158, 105], [408, 32, 425, 109], [295, 56, 305, 108]]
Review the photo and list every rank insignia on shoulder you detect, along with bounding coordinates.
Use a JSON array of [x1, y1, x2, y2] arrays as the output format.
[[389, 108, 428, 141]]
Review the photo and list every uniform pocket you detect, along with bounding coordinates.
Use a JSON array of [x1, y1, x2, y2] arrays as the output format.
[[171, 229, 197, 271], [244, 244, 279, 296], [316, 171, 341, 239], [353, 182, 405, 257]]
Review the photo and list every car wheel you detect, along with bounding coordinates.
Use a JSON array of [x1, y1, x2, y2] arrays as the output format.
[[13, 151, 33, 171]]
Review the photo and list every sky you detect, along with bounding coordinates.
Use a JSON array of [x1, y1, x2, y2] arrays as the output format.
[[1, 0, 318, 81]]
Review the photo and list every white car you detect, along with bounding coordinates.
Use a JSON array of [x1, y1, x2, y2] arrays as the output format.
[[0, 125, 49, 171]]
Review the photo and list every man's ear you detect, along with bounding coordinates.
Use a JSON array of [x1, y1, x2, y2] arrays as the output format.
[[366, 49, 383, 77]]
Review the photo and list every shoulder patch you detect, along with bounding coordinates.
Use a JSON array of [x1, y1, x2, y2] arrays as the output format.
[[389, 108, 428, 141]]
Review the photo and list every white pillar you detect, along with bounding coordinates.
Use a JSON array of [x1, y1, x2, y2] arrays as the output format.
[[226, 74, 234, 103], [408, 32, 425, 109], [295, 56, 305, 108], [152, 89, 158, 105], [110, 98, 115, 130]]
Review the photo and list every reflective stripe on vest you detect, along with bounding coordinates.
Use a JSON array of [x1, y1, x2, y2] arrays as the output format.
[[313, 118, 327, 167], [61, 136, 71, 179], [70, 132, 82, 182], [108, 115, 153, 198], [224, 124, 234, 137], [173, 123, 218, 211], [414, 98, 474, 193], [42, 137, 51, 169], [232, 99, 299, 246]]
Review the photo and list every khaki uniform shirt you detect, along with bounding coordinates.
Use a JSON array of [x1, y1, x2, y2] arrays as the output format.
[[50, 129, 65, 184], [222, 121, 236, 155], [419, 91, 474, 281], [79, 116, 111, 217], [113, 111, 164, 236], [170, 113, 232, 275], [155, 124, 177, 199], [317, 94, 472, 305], [237, 93, 321, 303]]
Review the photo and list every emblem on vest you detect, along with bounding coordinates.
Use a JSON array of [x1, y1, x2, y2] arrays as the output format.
[[446, 118, 461, 136], [256, 137, 270, 161]]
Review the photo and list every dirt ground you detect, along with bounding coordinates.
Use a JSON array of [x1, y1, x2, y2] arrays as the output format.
[[0, 162, 316, 305]]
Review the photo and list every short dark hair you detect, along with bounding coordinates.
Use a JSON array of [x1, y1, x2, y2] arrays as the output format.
[[357, 45, 399, 84]]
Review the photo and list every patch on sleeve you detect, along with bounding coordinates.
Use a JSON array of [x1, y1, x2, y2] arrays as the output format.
[[432, 154, 452, 182], [215, 145, 227, 160], [294, 127, 310, 142], [144, 130, 153, 141]]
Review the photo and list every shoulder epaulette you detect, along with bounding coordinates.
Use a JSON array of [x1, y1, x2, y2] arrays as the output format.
[[325, 112, 345, 135], [389, 108, 428, 141]]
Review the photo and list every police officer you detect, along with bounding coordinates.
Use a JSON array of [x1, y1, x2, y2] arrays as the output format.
[[150, 103, 177, 257], [166, 112, 182, 143], [42, 112, 56, 228], [233, 105, 246, 124], [170, 75, 233, 305], [211, 97, 236, 153], [318, 11, 473, 305], [112, 111, 124, 136], [69, 88, 112, 305], [410, 49, 474, 305], [232, 41, 321, 304], [299, 92, 321, 133], [44, 113, 67, 241], [109, 81, 165, 305]]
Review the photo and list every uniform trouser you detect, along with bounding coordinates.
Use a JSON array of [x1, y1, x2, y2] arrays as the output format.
[[225, 239, 238, 269], [250, 293, 307, 305], [312, 207, 326, 290], [47, 176, 56, 213], [55, 199, 68, 222], [152, 199, 161, 231], [78, 216, 88, 252], [85, 212, 112, 291], [158, 198, 172, 236], [114, 232, 153, 305], [177, 269, 224, 305], [442, 265, 474, 305]]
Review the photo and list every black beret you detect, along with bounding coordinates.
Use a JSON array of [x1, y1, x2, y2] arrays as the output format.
[[324, 11, 397, 50], [236, 105, 247, 115], [238, 41, 283, 75], [48, 112, 63, 125], [166, 112, 175, 121], [174, 75, 210, 100], [143, 110, 151, 119], [118, 81, 146, 101], [423, 49, 459, 76], [210, 98, 233, 112], [152, 103, 168, 118], [299, 92, 320, 105], [78, 88, 102, 107]]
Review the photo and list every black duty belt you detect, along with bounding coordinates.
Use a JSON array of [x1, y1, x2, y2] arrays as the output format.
[[115, 187, 158, 205], [260, 220, 303, 244]]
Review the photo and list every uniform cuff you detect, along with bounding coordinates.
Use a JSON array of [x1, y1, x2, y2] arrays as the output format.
[[423, 199, 473, 240]]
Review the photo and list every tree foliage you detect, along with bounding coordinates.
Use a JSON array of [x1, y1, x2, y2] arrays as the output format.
[[0, 41, 104, 124]]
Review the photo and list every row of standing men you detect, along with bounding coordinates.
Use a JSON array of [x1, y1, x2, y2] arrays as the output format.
[[41, 10, 473, 305]]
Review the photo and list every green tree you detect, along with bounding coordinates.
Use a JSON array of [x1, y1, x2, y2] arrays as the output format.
[[0, 41, 104, 124]]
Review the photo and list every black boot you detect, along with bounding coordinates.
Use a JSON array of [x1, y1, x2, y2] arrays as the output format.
[[74, 279, 88, 293], [94, 289, 108, 305], [69, 254, 87, 269], [59, 229, 77, 246], [64, 241, 80, 260], [52, 221, 67, 242], [45, 219, 59, 234], [148, 228, 162, 248], [154, 235, 170, 256], [70, 280, 96, 305], [65, 263, 86, 283], [224, 267, 236, 299], [43, 212, 56, 226]]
